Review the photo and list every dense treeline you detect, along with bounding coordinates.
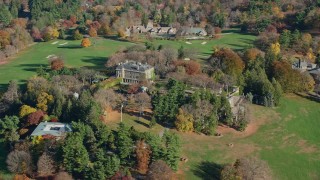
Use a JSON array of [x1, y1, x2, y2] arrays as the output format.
[[1, 0, 320, 60], [0, 62, 181, 179]]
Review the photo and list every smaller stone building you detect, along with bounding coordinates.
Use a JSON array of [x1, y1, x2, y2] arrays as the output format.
[[116, 61, 154, 84]]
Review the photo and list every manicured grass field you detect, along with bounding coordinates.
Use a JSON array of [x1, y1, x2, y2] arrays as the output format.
[[107, 95, 320, 180], [152, 30, 256, 58], [0, 38, 133, 91], [0, 29, 256, 91]]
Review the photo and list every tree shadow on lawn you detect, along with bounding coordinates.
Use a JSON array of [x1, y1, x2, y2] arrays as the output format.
[[133, 119, 150, 128], [57, 44, 82, 49], [81, 56, 107, 69], [16, 63, 46, 72], [192, 161, 223, 180], [295, 92, 320, 103], [124, 110, 152, 121]]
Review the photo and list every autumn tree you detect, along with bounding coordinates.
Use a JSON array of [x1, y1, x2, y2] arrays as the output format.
[[136, 140, 151, 174], [243, 48, 263, 68], [81, 38, 91, 48], [50, 58, 64, 70], [19, 105, 37, 118], [175, 108, 194, 132], [36, 92, 53, 112], [27, 110, 45, 126], [209, 48, 244, 78], [88, 27, 97, 37], [37, 152, 56, 176], [6, 150, 32, 175]]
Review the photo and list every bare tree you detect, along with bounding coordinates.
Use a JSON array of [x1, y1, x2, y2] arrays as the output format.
[[236, 157, 272, 180], [147, 160, 174, 180], [160, 48, 178, 66], [134, 92, 151, 118], [27, 76, 49, 94], [6, 150, 32, 175], [77, 68, 97, 85], [37, 152, 56, 176], [2, 80, 19, 103], [54, 171, 74, 180]]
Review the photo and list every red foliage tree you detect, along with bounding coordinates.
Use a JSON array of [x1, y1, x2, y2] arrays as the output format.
[[50, 58, 64, 70], [69, 15, 77, 24], [185, 61, 201, 75], [127, 84, 140, 94], [27, 110, 45, 126]]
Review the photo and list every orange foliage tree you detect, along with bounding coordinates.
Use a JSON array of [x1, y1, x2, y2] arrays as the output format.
[[50, 58, 64, 70], [81, 38, 91, 47], [173, 60, 201, 75], [136, 140, 151, 174], [88, 27, 97, 37], [210, 48, 245, 78]]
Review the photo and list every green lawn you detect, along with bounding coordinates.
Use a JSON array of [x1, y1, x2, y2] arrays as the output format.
[[151, 30, 256, 58], [0, 38, 133, 91], [0, 30, 256, 91], [113, 95, 320, 180]]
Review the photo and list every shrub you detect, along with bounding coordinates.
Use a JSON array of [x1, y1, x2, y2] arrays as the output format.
[[81, 38, 91, 47]]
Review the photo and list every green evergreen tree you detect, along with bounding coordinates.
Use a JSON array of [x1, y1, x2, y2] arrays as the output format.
[[162, 131, 181, 170], [0, 116, 20, 143], [0, 6, 13, 26], [272, 78, 283, 106], [63, 133, 90, 175], [141, 13, 149, 27], [279, 30, 291, 49], [116, 123, 134, 162]]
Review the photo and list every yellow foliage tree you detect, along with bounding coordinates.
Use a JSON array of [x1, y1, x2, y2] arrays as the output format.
[[52, 28, 59, 39], [118, 29, 126, 38], [272, 6, 284, 19], [307, 48, 316, 62], [175, 108, 194, 132], [36, 92, 53, 112], [302, 33, 313, 46], [270, 42, 281, 56], [81, 38, 91, 47], [19, 105, 37, 118], [32, 135, 43, 145]]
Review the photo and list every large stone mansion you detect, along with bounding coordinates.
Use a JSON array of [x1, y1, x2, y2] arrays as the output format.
[[116, 61, 154, 84]]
